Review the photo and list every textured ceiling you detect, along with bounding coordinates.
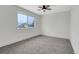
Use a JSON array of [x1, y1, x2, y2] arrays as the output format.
[[18, 5, 72, 15]]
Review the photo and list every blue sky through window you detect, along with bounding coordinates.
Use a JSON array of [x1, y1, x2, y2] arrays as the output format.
[[28, 16, 34, 25], [18, 14, 27, 25], [17, 13, 35, 28]]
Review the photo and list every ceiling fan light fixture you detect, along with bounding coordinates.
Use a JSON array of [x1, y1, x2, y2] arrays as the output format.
[[38, 5, 52, 12], [43, 9, 46, 12]]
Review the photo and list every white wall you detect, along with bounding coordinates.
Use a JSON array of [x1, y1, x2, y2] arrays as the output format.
[[0, 5, 41, 47], [41, 11, 70, 39], [70, 6, 79, 53]]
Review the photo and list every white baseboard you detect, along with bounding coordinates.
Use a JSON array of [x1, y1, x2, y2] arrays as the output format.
[[42, 34, 69, 40]]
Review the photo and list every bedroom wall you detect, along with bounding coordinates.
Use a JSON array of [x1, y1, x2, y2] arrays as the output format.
[[0, 5, 41, 47], [41, 11, 70, 39], [70, 6, 79, 53]]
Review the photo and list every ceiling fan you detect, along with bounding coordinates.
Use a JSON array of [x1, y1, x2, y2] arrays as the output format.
[[38, 5, 52, 12]]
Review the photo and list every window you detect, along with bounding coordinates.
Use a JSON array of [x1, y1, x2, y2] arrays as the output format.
[[17, 13, 35, 29], [28, 16, 34, 28]]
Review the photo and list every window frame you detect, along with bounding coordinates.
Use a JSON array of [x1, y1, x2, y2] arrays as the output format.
[[17, 13, 35, 29]]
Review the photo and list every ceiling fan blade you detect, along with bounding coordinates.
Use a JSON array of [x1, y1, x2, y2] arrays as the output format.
[[46, 5, 50, 8], [47, 8, 52, 10], [37, 9, 42, 11], [38, 6, 43, 8]]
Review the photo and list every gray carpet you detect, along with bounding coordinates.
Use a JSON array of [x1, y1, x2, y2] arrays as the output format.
[[0, 35, 74, 54]]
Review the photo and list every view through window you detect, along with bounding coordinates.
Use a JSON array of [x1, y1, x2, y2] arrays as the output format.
[[17, 13, 35, 29]]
